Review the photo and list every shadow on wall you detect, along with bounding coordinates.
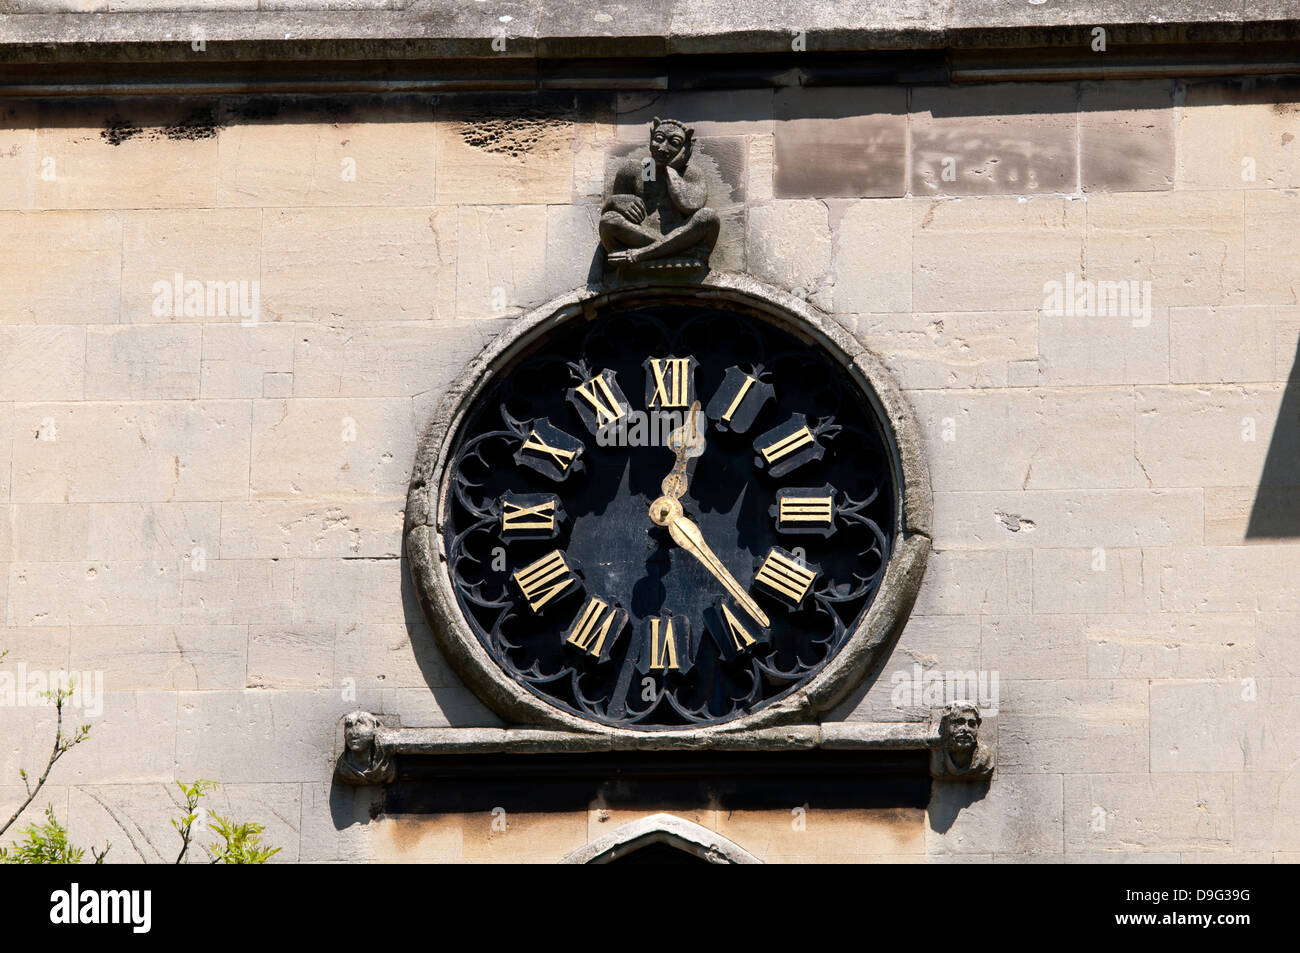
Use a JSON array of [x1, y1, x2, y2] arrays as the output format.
[[1247, 336, 1300, 539]]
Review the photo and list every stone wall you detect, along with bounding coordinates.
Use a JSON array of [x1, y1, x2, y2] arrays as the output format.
[[1, 77, 1298, 862]]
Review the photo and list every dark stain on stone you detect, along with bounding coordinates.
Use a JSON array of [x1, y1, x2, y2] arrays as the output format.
[[101, 116, 144, 146], [163, 106, 219, 141]]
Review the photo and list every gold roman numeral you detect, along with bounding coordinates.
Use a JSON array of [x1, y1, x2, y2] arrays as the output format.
[[512, 550, 577, 612], [647, 616, 680, 671], [522, 429, 577, 471], [721, 375, 756, 423], [566, 596, 624, 658], [502, 498, 557, 533], [778, 495, 833, 525], [648, 358, 690, 408], [755, 550, 818, 603], [574, 375, 625, 426], [718, 603, 756, 653], [759, 426, 815, 464]]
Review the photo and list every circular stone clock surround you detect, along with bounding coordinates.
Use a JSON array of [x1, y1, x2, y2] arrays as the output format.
[[405, 273, 932, 740]]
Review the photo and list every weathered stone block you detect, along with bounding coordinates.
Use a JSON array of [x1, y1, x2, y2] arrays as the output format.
[[1064, 774, 1233, 854], [248, 624, 334, 689], [11, 401, 252, 503], [435, 96, 575, 204], [928, 774, 1063, 857], [844, 311, 1037, 390], [981, 614, 1087, 679], [0, 102, 36, 210], [456, 204, 550, 318], [250, 397, 416, 501], [773, 87, 906, 198], [0, 327, 85, 400], [85, 325, 202, 400], [181, 558, 294, 626], [1178, 78, 1300, 190], [1015, 307, 1169, 387], [1032, 548, 1156, 615], [200, 325, 295, 398], [1134, 385, 1278, 487], [1244, 189, 1300, 305], [1151, 545, 1300, 613], [262, 206, 457, 323], [219, 500, 403, 560], [8, 561, 183, 627], [69, 624, 246, 691], [997, 679, 1148, 774], [292, 556, 407, 626], [1080, 81, 1176, 192], [0, 211, 121, 323], [1085, 191, 1245, 308], [1086, 613, 1255, 679], [1169, 305, 1297, 384], [745, 200, 831, 299], [832, 198, 911, 312], [8, 504, 89, 561], [912, 84, 1077, 196], [912, 197, 1084, 311]]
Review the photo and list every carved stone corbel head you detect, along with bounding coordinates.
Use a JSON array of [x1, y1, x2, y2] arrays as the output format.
[[930, 702, 994, 780], [335, 710, 395, 785]]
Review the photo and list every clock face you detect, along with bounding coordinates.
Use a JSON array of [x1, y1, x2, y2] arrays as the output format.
[[441, 303, 896, 729]]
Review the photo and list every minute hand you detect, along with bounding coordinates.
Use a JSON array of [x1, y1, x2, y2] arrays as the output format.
[[667, 514, 770, 628]]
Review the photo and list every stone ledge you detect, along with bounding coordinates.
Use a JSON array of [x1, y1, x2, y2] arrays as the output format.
[[0, 0, 1296, 63]]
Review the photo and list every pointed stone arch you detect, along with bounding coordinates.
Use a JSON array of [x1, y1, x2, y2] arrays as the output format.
[[562, 813, 762, 864]]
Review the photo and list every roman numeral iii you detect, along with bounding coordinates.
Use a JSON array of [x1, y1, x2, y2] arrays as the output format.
[[754, 548, 819, 604], [565, 595, 628, 661]]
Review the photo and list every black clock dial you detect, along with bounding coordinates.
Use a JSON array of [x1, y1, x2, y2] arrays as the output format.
[[443, 303, 896, 729]]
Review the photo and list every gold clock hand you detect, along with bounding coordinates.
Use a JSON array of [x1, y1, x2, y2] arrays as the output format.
[[661, 402, 704, 500], [649, 496, 770, 628]]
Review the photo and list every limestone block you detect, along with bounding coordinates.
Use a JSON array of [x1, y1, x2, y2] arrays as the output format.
[[377, 684, 504, 728], [910, 550, 1011, 616], [292, 556, 407, 626], [997, 679, 1148, 774], [298, 781, 386, 862], [912, 198, 1084, 312], [715, 807, 925, 863], [745, 200, 831, 298], [0, 404, 11, 501], [1015, 307, 1169, 387], [1233, 773, 1300, 853], [8, 504, 89, 561], [10, 401, 252, 503], [1151, 545, 1300, 613], [911, 84, 1077, 196], [927, 774, 1063, 857], [1178, 79, 1300, 190], [1203, 486, 1300, 546], [0, 327, 85, 400], [120, 208, 262, 324], [1064, 774, 1233, 854], [200, 325, 295, 398], [456, 204, 551, 319], [981, 614, 1087, 679], [250, 397, 416, 500], [263, 373, 294, 398], [0, 623, 70, 669], [1150, 679, 1300, 773], [33, 99, 219, 209], [933, 489, 1202, 551], [367, 814, 463, 863], [545, 203, 601, 297], [175, 689, 351, 784], [460, 809, 590, 863], [248, 624, 334, 689], [1086, 612, 1255, 679], [1258, 612, 1300, 677], [216, 99, 437, 207], [0, 211, 121, 323], [908, 387, 1137, 491], [292, 320, 511, 398], [832, 198, 911, 313], [8, 561, 183, 627], [435, 96, 575, 204], [1244, 190, 1300, 305], [261, 206, 457, 324], [85, 325, 202, 400], [890, 614, 982, 672], [181, 558, 294, 626], [1032, 548, 1156, 615], [615, 89, 773, 140], [0, 692, 176, 785], [1085, 191, 1245, 308], [1079, 81, 1176, 193], [219, 500, 403, 560], [843, 311, 1037, 389], [1169, 305, 1297, 384], [773, 87, 906, 198], [0, 102, 36, 210], [334, 621, 457, 690], [571, 104, 618, 202], [747, 134, 774, 202], [69, 624, 246, 691], [1134, 385, 1278, 487], [68, 782, 300, 865], [86, 502, 220, 562]]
